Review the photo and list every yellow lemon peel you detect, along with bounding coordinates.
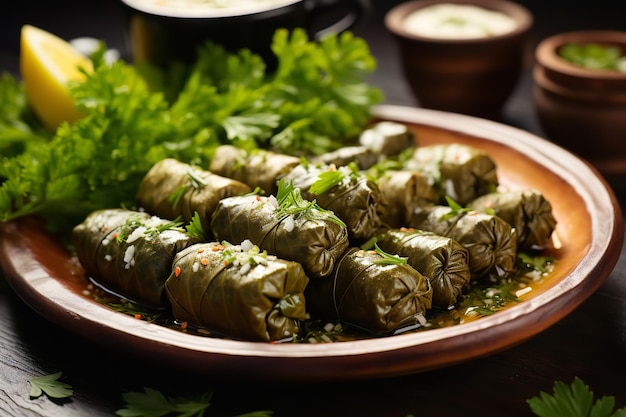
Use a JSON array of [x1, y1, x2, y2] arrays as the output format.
[[20, 25, 93, 131]]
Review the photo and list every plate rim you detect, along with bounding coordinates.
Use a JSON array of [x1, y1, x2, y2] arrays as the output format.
[[1, 104, 623, 381]]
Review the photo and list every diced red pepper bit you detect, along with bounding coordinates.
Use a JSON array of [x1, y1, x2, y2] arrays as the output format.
[[197, 248, 205, 253], [223, 260, 230, 266], [134, 314, 142, 320], [368, 250, 377, 255], [175, 266, 181, 277], [211, 245, 223, 252], [356, 250, 365, 257], [200, 258, 208, 266], [256, 195, 262, 201], [112, 232, 118, 239], [181, 321, 188, 330]]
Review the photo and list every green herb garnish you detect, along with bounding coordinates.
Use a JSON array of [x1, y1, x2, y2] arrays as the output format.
[[438, 196, 472, 221], [309, 162, 360, 195], [28, 372, 73, 399], [527, 377, 626, 417], [185, 212, 207, 241], [0, 28, 382, 232], [275, 179, 346, 227], [373, 243, 408, 265], [116, 387, 212, 417]]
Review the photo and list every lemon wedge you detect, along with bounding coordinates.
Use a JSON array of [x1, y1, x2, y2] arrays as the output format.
[[20, 25, 93, 131]]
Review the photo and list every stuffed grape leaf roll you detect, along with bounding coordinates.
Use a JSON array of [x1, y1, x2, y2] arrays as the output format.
[[283, 162, 389, 240], [359, 121, 416, 157], [208, 145, 300, 195], [305, 247, 433, 335], [469, 189, 557, 250], [210, 180, 349, 279], [408, 205, 518, 280], [374, 170, 438, 228], [404, 144, 498, 206], [72, 208, 201, 309], [311, 146, 379, 170], [166, 241, 309, 342], [374, 228, 471, 307], [136, 158, 251, 238]]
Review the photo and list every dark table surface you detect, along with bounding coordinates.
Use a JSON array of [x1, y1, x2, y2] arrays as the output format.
[[2, 1, 626, 416]]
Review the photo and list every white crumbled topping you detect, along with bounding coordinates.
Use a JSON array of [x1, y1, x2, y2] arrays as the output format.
[[101, 238, 110, 246], [104, 254, 112, 262], [239, 263, 252, 275], [192, 262, 199, 272], [123, 245, 135, 269], [323, 322, 336, 332], [515, 286, 532, 297], [240, 239, 254, 252], [283, 215, 295, 232], [126, 226, 147, 243], [268, 195, 278, 208]]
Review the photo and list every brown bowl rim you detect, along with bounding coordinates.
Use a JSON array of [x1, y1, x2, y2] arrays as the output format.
[[535, 30, 626, 80], [384, 0, 533, 44]]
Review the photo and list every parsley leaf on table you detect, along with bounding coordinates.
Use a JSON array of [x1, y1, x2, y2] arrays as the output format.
[[527, 377, 626, 417], [116, 387, 273, 417], [28, 371, 74, 399]]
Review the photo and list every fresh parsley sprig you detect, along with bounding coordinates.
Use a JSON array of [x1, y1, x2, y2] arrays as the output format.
[[527, 377, 626, 417], [0, 28, 382, 231], [373, 243, 408, 266], [275, 179, 346, 227], [308, 162, 360, 195]]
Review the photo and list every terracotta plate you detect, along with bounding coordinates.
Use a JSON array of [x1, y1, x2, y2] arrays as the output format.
[[1, 105, 622, 382]]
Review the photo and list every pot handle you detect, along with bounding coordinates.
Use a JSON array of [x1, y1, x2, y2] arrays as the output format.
[[305, 0, 372, 40]]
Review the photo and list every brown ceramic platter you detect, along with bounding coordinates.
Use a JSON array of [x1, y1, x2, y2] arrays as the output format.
[[1, 104, 622, 382]]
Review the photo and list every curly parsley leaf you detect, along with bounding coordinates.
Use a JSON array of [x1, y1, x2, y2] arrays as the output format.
[[28, 371, 74, 399], [527, 377, 626, 417], [116, 387, 273, 417], [116, 387, 211, 417]]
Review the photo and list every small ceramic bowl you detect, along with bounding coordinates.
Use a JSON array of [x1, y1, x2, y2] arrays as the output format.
[[119, 0, 370, 69], [533, 30, 626, 176], [384, 0, 533, 119]]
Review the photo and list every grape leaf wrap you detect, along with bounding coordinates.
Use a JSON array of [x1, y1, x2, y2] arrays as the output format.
[[375, 229, 471, 307], [470, 189, 557, 250], [305, 247, 433, 334], [311, 145, 379, 170], [72, 208, 200, 308], [405, 144, 498, 206], [284, 164, 389, 240], [409, 206, 518, 280], [376, 170, 438, 228], [209, 145, 301, 195], [165, 242, 309, 342], [210, 194, 349, 279], [136, 158, 251, 238]]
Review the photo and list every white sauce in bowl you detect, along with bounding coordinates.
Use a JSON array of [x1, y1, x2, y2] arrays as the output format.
[[403, 3, 517, 39], [122, 0, 299, 17]]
